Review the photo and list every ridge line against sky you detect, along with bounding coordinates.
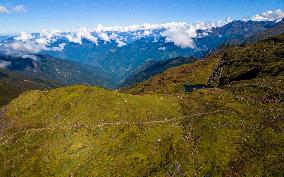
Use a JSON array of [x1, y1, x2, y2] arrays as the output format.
[[0, 0, 284, 35]]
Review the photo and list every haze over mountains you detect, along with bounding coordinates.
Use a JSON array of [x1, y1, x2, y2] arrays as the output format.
[[1, 9, 284, 86]]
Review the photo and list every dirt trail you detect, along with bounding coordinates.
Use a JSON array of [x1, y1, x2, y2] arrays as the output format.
[[0, 109, 238, 145]]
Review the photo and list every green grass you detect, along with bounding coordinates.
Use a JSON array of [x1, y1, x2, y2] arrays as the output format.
[[178, 85, 283, 176], [1, 80, 283, 176], [6, 85, 181, 126], [1, 85, 184, 177], [0, 35, 284, 176]]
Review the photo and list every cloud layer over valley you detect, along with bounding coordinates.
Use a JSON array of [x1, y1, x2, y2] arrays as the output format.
[[0, 9, 283, 56]]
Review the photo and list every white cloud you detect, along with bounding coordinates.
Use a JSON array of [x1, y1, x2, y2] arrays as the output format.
[[0, 4, 27, 14], [66, 28, 98, 45], [1, 40, 48, 54], [21, 54, 39, 61], [250, 9, 284, 22], [98, 32, 110, 42], [116, 40, 126, 47], [51, 43, 66, 51], [40, 29, 62, 40], [158, 47, 166, 51], [0, 39, 66, 56], [66, 34, 83, 44], [0, 60, 11, 69], [109, 33, 126, 47], [12, 5, 27, 13], [15, 32, 34, 42], [143, 30, 151, 36], [0, 5, 9, 14], [162, 28, 196, 48]]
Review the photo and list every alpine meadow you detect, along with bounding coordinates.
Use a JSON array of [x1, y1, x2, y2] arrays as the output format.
[[0, 1, 283, 176]]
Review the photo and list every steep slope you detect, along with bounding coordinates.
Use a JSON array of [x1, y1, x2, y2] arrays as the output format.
[[122, 52, 221, 94], [0, 69, 55, 106], [0, 54, 115, 106], [123, 33, 284, 95], [0, 54, 114, 88], [121, 57, 197, 87], [208, 34, 284, 87]]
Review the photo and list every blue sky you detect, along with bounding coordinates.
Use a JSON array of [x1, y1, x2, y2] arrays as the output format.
[[0, 0, 283, 35]]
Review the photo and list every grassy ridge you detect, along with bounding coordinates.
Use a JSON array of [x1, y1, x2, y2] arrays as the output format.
[[0, 34, 283, 176], [1, 85, 184, 176]]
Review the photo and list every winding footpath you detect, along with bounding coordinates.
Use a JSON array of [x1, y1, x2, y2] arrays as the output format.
[[0, 109, 238, 145]]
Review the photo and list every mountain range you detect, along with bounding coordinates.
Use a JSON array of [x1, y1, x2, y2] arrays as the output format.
[[1, 18, 284, 85]]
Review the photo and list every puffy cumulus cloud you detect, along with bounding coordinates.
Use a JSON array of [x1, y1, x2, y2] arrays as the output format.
[[162, 28, 196, 48], [98, 32, 110, 42], [66, 34, 83, 44], [15, 32, 34, 42], [95, 25, 126, 46], [0, 31, 66, 57], [250, 9, 284, 22], [161, 19, 231, 48], [1, 40, 47, 54], [0, 60, 11, 69], [52, 43, 66, 51], [0, 5, 9, 14], [109, 33, 126, 47], [40, 29, 62, 40], [66, 28, 98, 45]]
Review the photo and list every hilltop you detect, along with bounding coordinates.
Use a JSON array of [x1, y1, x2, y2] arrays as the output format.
[[0, 54, 114, 106]]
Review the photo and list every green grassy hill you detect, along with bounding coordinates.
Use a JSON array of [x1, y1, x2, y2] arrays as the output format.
[[0, 85, 184, 176], [0, 34, 283, 176]]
